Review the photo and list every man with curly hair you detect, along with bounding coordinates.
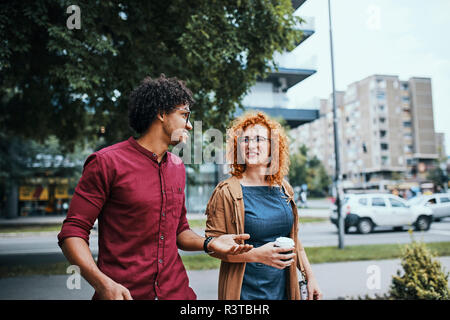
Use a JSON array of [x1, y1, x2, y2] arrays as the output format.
[[58, 74, 252, 300]]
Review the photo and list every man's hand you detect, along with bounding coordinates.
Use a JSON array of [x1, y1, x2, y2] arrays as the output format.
[[208, 234, 253, 255], [96, 278, 133, 300]]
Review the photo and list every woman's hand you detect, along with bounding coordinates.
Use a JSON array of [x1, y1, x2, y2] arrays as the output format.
[[306, 276, 322, 300], [254, 242, 296, 270]]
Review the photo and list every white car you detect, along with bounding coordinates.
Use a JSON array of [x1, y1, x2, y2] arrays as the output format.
[[330, 193, 433, 234], [408, 193, 450, 221]]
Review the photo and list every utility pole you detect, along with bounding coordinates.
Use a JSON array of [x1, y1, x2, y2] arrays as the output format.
[[328, 0, 344, 249]]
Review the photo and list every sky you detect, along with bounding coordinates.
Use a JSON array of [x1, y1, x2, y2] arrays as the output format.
[[286, 0, 450, 156]]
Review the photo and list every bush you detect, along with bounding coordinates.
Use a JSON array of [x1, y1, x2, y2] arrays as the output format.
[[388, 239, 449, 300]]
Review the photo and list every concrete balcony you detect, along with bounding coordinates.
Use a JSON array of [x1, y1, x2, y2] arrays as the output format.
[[295, 16, 315, 45], [292, 0, 307, 11]]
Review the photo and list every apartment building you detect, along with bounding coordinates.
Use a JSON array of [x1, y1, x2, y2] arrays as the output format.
[[291, 74, 442, 188], [436, 132, 447, 160]]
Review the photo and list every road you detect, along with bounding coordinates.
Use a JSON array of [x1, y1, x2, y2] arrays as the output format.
[[1, 217, 450, 266], [298, 217, 450, 247]]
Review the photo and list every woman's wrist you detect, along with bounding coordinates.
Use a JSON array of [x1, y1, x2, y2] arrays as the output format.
[[246, 246, 260, 263], [305, 271, 316, 281]]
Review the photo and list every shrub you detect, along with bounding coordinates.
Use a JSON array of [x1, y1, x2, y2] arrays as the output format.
[[388, 239, 449, 300]]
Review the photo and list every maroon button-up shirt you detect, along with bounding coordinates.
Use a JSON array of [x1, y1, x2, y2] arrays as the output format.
[[57, 137, 196, 300]]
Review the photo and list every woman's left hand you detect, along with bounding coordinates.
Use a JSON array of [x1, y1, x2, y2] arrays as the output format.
[[306, 276, 322, 300]]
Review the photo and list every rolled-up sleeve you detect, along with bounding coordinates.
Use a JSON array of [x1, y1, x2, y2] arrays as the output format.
[[57, 153, 111, 247], [176, 194, 190, 236]]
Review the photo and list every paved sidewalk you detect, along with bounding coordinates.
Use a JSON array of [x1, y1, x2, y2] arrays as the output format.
[[1, 257, 449, 300]]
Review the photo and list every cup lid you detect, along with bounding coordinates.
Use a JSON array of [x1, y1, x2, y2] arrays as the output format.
[[275, 236, 294, 247]]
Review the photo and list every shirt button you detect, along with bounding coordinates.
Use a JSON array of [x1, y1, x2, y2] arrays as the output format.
[[159, 259, 163, 264], [160, 235, 164, 240], [162, 212, 165, 217]]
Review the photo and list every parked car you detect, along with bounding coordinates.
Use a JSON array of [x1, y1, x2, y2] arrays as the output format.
[[330, 193, 433, 234], [407, 193, 450, 221]]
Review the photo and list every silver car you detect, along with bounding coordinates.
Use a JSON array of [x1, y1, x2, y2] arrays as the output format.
[[408, 193, 450, 221]]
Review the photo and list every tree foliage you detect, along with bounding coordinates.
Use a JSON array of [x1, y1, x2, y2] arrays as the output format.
[[426, 167, 446, 190], [288, 144, 331, 196], [0, 0, 302, 150]]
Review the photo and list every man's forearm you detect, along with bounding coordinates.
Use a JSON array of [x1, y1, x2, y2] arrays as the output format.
[[60, 237, 111, 291], [210, 250, 256, 263], [176, 229, 205, 251]]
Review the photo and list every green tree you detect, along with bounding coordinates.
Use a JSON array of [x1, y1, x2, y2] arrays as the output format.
[[288, 144, 331, 197], [427, 167, 445, 189], [288, 145, 308, 187], [1, 0, 302, 150]]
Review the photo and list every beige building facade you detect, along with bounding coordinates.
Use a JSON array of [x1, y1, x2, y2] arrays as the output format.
[[291, 74, 444, 188]]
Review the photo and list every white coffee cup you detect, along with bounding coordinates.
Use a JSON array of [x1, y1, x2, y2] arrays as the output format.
[[274, 237, 295, 261]]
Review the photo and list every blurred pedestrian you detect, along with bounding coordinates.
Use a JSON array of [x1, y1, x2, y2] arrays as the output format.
[[56, 200, 62, 215], [300, 188, 308, 208], [205, 112, 321, 300], [62, 201, 69, 214]]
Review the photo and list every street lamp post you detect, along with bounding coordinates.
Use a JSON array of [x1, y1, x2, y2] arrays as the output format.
[[328, 0, 344, 249]]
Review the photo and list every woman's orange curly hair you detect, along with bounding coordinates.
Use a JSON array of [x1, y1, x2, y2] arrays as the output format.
[[226, 111, 290, 186]]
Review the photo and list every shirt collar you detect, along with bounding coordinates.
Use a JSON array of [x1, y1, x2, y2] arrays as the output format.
[[128, 137, 168, 164]]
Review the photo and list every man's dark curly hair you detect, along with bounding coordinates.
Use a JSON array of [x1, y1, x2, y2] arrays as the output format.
[[128, 74, 195, 134]]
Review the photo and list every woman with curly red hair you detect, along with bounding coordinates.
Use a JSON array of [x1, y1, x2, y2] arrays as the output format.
[[205, 112, 322, 300]]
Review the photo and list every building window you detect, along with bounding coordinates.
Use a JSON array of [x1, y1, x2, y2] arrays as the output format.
[[403, 121, 412, 127], [381, 143, 389, 150], [380, 130, 387, 138], [402, 96, 410, 103], [404, 145, 413, 153], [379, 117, 386, 123], [376, 79, 387, 89], [377, 91, 386, 100], [381, 155, 389, 166], [401, 83, 409, 90]]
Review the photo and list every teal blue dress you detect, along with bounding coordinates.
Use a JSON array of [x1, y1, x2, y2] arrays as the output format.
[[240, 185, 294, 300]]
